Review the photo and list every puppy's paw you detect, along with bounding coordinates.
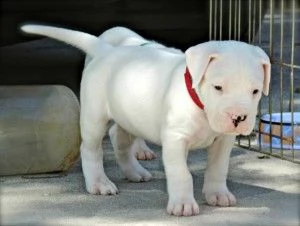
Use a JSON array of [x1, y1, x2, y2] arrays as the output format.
[[167, 198, 200, 216], [202, 180, 237, 207], [81, 152, 119, 195], [133, 139, 157, 161], [204, 190, 236, 207], [85, 176, 119, 195], [123, 162, 152, 182], [135, 148, 157, 161]]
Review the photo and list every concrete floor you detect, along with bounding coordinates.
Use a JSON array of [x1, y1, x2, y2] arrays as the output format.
[[1, 143, 299, 226]]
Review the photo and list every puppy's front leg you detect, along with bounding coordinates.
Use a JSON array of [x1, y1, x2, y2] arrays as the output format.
[[202, 135, 236, 206], [162, 134, 200, 216]]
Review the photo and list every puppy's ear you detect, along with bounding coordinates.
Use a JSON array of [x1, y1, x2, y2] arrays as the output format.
[[255, 46, 271, 96], [185, 42, 219, 88]]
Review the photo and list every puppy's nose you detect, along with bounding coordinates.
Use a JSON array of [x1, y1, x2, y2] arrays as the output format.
[[232, 115, 247, 127]]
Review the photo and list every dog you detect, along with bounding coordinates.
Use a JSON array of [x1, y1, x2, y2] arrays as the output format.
[[21, 24, 271, 216]]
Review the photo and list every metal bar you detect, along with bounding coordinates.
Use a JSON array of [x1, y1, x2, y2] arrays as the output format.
[[219, 0, 223, 40], [268, 0, 274, 155], [252, 0, 256, 43], [234, 0, 237, 39], [258, 0, 262, 45], [271, 61, 300, 69], [238, 0, 241, 40], [290, 0, 296, 160], [269, 0, 274, 58], [279, 0, 284, 157], [247, 0, 252, 148], [248, 0, 252, 43], [214, 0, 218, 40], [258, 105, 262, 151], [229, 0, 232, 40], [209, 0, 213, 40], [255, 130, 294, 144], [257, 0, 263, 152]]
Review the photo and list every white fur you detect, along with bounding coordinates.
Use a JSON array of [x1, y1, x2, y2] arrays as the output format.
[[21, 24, 270, 216]]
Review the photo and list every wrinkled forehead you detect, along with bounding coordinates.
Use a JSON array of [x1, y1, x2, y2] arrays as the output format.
[[205, 51, 264, 85]]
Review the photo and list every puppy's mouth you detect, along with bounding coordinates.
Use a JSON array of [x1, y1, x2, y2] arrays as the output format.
[[210, 117, 253, 135], [228, 130, 252, 136], [225, 124, 253, 136]]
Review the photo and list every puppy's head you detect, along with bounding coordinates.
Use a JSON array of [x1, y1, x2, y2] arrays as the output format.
[[185, 41, 271, 135]]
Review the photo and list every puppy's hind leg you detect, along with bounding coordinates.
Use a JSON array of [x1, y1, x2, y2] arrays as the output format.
[[80, 74, 118, 195], [109, 124, 152, 182]]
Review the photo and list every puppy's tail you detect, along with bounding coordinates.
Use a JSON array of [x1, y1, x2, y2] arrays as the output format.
[[21, 24, 101, 56]]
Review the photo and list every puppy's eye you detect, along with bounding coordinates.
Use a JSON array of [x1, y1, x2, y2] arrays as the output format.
[[214, 85, 223, 92], [252, 89, 259, 95]]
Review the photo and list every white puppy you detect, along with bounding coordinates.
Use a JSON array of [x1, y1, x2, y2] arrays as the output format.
[[21, 25, 271, 216]]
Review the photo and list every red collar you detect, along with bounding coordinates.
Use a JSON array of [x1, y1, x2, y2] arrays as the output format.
[[184, 67, 205, 110]]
